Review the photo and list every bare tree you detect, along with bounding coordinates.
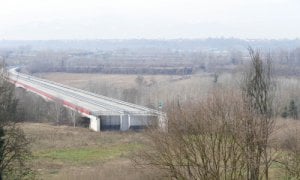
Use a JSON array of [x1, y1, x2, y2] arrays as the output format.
[[135, 48, 276, 180], [69, 105, 80, 128], [240, 48, 275, 180], [53, 97, 65, 125], [135, 88, 250, 179]]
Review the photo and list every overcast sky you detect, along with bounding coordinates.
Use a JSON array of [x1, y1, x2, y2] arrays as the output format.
[[0, 0, 299, 40]]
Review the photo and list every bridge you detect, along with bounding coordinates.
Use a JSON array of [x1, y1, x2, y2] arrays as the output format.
[[8, 68, 166, 132]]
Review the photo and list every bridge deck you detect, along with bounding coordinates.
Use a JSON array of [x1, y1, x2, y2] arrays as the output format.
[[9, 68, 161, 117]]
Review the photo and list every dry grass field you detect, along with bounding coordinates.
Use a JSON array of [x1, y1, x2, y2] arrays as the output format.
[[36, 73, 179, 89], [36, 72, 237, 106], [20, 119, 300, 179], [21, 123, 163, 180]]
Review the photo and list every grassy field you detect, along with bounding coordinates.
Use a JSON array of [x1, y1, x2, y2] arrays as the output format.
[[21, 123, 162, 180], [21, 120, 300, 179]]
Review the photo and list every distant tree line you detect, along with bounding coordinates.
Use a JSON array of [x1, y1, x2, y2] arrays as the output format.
[[2, 38, 300, 51]]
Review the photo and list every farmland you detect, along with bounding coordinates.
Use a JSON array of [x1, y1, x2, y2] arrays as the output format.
[[21, 122, 162, 180]]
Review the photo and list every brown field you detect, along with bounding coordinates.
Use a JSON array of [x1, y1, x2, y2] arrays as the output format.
[[21, 123, 163, 180], [20, 119, 300, 179], [36, 72, 181, 89], [36, 72, 235, 105]]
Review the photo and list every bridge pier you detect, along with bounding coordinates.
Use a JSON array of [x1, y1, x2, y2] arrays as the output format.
[[158, 114, 167, 132], [128, 115, 131, 129], [120, 114, 130, 131], [89, 115, 100, 132], [87, 114, 166, 132]]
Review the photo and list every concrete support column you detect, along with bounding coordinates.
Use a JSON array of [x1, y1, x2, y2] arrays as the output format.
[[158, 114, 167, 132], [120, 114, 130, 131], [120, 115, 123, 131], [89, 115, 100, 132], [128, 114, 131, 129]]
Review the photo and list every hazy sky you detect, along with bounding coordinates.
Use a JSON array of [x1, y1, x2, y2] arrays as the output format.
[[0, 0, 299, 40]]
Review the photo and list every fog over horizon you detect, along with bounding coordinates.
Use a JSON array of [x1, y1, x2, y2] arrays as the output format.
[[1, 0, 299, 40]]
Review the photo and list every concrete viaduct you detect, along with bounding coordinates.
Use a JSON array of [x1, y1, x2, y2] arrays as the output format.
[[8, 68, 166, 132]]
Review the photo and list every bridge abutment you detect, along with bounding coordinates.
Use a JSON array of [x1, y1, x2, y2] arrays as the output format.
[[89, 115, 100, 132], [120, 114, 130, 131]]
